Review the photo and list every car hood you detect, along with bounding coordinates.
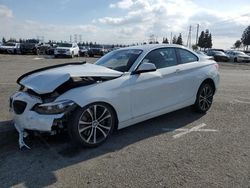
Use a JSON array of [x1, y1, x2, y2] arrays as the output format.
[[238, 55, 250, 58], [1, 46, 15, 49], [18, 63, 123, 94]]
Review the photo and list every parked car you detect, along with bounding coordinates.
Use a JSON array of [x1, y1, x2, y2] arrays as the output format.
[[195, 50, 214, 60], [46, 44, 57, 55], [206, 48, 225, 54], [207, 50, 229, 62], [20, 39, 40, 55], [10, 44, 219, 148], [88, 46, 105, 57], [36, 43, 51, 55], [54, 43, 79, 58], [226, 51, 250, 63], [0, 42, 20, 54], [79, 46, 88, 56], [242, 50, 250, 56]]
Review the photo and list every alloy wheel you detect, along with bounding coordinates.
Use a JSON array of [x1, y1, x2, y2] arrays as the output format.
[[77, 104, 112, 145], [198, 84, 213, 111]]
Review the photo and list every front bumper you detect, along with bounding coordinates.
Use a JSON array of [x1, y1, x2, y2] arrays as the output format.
[[10, 92, 64, 132], [54, 50, 72, 56], [0, 48, 15, 54]]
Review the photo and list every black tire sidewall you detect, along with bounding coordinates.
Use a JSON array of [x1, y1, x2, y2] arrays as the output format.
[[194, 83, 214, 113]]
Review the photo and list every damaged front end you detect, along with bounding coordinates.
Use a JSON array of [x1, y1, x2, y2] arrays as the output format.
[[10, 62, 122, 149], [10, 91, 77, 149]]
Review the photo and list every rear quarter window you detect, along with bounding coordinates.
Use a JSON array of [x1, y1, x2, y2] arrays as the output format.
[[178, 49, 198, 64]]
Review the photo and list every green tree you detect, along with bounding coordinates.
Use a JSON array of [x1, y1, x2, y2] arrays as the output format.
[[176, 33, 183, 45], [2, 37, 6, 43], [203, 29, 210, 49], [198, 31, 205, 49], [207, 33, 212, 49], [198, 30, 212, 50], [162, 37, 169, 44], [241, 25, 250, 50], [172, 35, 177, 44], [234, 40, 242, 49]]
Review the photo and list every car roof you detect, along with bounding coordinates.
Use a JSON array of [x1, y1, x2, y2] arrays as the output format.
[[118, 44, 188, 52]]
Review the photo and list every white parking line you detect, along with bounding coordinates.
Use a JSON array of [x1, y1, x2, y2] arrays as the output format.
[[0, 83, 16, 85], [233, 99, 250, 104], [162, 123, 218, 139], [33, 57, 44, 60]]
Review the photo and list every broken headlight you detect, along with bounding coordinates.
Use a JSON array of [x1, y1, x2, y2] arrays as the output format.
[[33, 100, 76, 114]]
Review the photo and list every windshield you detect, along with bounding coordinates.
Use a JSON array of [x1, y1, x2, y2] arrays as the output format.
[[95, 49, 142, 72], [4, 43, 15, 47], [58, 43, 72, 47]]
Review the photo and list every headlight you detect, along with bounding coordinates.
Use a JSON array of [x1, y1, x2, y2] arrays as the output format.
[[33, 100, 76, 114], [66, 49, 70, 51]]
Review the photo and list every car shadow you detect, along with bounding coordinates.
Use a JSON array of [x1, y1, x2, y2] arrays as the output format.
[[0, 106, 204, 188]]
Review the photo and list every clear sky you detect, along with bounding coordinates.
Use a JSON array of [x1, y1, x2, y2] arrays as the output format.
[[0, 0, 249, 48]]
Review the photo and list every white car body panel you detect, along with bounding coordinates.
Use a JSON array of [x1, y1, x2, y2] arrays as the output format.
[[0, 43, 20, 53], [20, 63, 123, 94], [10, 44, 220, 136], [10, 92, 64, 132], [226, 51, 250, 62], [56, 59, 219, 130]]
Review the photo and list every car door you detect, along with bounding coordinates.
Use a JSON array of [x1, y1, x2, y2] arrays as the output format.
[[129, 47, 185, 118], [175, 48, 201, 102]]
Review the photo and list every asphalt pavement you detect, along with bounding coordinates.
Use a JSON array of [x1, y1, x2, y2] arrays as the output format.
[[0, 54, 250, 187]]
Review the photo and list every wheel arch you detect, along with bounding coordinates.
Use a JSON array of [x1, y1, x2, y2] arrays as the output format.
[[198, 78, 216, 96], [75, 101, 119, 131]]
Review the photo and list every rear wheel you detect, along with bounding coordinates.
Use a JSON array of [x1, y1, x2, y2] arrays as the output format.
[[68, 103, 116, 147], [194, 82, 214, 113]]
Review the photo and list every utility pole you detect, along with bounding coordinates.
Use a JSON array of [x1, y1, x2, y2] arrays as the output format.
[[196, 24, 199, 45], [74, 34, 77, 43], [186, 25, 192, 48], [170, 32, 172, 44]]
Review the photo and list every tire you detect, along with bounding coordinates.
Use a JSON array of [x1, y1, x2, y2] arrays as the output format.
[[54, 55, 58, 58], [68, 103, 116, 147], [194, 82, 214, 113], [234, 57, 237, 63]]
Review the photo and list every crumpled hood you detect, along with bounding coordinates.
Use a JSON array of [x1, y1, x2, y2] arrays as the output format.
[[19, 63, 122, 94]]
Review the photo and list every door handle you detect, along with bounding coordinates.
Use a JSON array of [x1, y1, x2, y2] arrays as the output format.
[[175, 69, 181, 73]]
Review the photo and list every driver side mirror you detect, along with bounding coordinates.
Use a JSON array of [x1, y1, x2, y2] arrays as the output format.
[[133, 62, 157, 74]]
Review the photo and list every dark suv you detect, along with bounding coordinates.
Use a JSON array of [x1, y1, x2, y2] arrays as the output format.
[[20, 39, 40, 55]]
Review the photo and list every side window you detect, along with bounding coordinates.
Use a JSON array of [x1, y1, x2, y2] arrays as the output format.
[[178, 49, 198, 64], [142, 48, 177, 69]]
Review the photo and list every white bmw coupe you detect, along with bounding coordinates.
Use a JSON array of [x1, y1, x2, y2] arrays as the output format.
[[10, 44, 219, 148]]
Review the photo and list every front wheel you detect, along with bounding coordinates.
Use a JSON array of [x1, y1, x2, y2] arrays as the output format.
[[194, 83, 214, 113], [68, 103, 116, 147]]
